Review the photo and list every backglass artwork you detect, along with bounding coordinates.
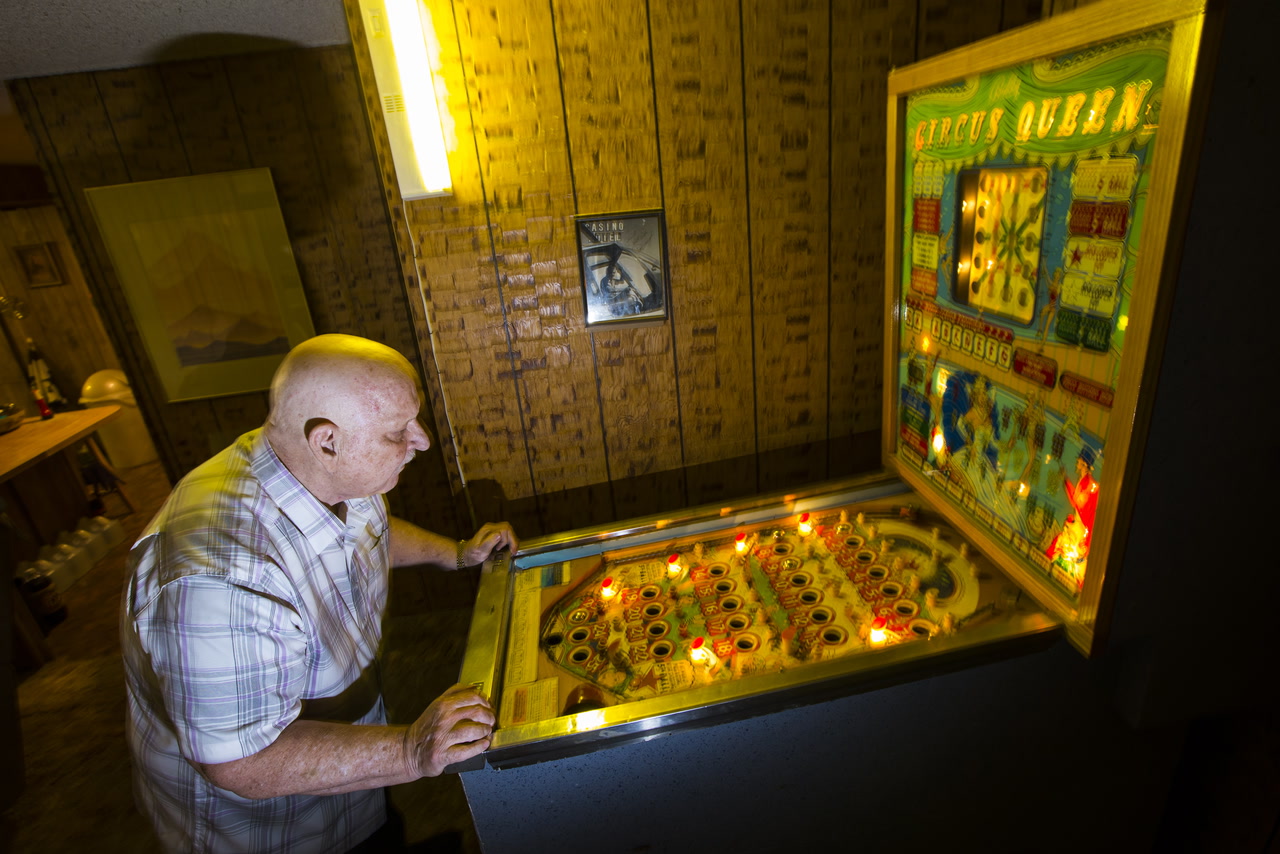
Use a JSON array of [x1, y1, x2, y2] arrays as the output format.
[[577, 211, 668, 326]]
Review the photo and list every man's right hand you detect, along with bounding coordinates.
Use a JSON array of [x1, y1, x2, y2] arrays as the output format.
[[403, 683, 495, 778]]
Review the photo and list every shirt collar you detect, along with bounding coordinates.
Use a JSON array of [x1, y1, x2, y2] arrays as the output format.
[[249, 429, 376, 552]]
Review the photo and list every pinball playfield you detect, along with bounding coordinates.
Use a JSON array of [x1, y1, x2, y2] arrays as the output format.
[[495, 495, 1022, 729]]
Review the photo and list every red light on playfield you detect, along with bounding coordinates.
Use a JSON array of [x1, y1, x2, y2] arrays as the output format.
[[667, 554, 683, 577], [689, 635, 717, 666], [735, 532, 747, 552], [869, 616, 888, 647], [601, 576, 617, 599]]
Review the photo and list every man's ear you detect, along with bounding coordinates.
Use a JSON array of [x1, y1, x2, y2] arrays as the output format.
[[305, 418, 340, 469]]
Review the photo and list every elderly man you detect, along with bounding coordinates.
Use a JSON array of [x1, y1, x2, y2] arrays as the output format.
[[121, 334, 516, 852]]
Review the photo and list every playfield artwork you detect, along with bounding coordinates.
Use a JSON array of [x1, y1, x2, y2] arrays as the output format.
[[497, 500, 1020, 728]]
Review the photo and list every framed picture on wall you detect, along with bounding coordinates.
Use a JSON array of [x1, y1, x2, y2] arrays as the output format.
[[13, 243, 63, 287], [576, 210, 669, 326], [84, 168, 315, 402]]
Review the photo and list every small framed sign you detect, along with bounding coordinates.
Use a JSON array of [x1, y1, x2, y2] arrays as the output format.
[[14, 243, 63, 287], [576, 210, 668, 326]]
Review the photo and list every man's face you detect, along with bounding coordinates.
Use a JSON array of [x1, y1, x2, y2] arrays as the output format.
[[335, 371, 431, 499]]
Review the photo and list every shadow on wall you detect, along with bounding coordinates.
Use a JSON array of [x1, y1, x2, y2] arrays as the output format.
[[461, 432, 883, 543], [147, 34, 303, 65]]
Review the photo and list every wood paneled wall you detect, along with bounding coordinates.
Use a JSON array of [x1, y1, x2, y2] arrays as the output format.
[[7, 47, 461, 536], [0, 205, 119, 416], [348, 0, 1043, 531], [7, 0, 1042, 545]]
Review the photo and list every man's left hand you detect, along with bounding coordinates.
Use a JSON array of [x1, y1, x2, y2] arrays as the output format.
[[460, 522, 518, 567]]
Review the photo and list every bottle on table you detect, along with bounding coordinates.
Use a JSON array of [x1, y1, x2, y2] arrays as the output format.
[[25, 337, 64, 418]]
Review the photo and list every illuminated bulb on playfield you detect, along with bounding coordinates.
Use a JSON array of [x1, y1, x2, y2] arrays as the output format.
[[735, 532, 748, 553], [667, 554, 683, 578], [798, 513, 812, 536], [869, 617, 888, 647], [689, 636, 718, 666], [600, 576, 618, 600], [1017, 481, 1029, 498], [932, 428, 946, 454]]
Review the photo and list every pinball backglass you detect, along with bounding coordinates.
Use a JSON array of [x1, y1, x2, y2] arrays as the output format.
[[884, 0, 1211, 653]]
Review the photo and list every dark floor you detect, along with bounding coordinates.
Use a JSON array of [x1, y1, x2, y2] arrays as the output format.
[[1, 460, 481, 853]]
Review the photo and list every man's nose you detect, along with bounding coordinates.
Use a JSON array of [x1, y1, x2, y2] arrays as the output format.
[[410, 419, 431, 451]]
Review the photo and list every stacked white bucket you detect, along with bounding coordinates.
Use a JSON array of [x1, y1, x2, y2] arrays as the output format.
[[15, 515, 126, 594]]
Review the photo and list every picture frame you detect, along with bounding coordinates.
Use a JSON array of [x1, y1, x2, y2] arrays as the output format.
[[881, 0, 1211, 654], [14, 243, 62, 287], [576, 210, 669, 326], [84, 168, 315, 402]]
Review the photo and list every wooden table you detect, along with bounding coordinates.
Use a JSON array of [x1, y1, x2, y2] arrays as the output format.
[[1, 406, 121, 554], [1, 406, 121, 483]]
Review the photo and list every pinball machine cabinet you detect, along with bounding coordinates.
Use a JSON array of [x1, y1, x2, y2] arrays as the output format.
[[450, 1, 1247, 850]]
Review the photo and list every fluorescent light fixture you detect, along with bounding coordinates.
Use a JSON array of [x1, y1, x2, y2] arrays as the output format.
[[356, 0, 452, 198]]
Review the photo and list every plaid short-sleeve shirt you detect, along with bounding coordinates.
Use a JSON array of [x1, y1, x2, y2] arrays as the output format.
[[121, 429, 391, 853]]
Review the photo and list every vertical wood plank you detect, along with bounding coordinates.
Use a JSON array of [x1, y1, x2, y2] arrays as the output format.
[[161, 60, 255, 175], [554, 0, 661, 213], [555, 0, 681, 483], [829, 0, 918, 440], [452, 0, 607, 499], [651, 0, 757, 469], [918, 0, 1005, 60], [743, 0, 831, 454], [1002, 0, 1047, 29], [95, 69, 192, 181]]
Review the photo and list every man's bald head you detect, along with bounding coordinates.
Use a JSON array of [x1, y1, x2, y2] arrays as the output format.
[[268, 335, 418, 440], [264, 335, 429, 504]]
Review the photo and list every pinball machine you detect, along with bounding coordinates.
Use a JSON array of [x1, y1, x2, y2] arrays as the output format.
[[448, 1, 1246, 850]]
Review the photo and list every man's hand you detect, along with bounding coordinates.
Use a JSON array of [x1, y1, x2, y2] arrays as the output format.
[[403, 684, 495, 778], [461, 522, 518, 567]]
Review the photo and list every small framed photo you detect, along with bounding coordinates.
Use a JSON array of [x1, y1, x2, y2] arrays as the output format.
[[14, 243, 63, 287], [576, 210, 668, 326]]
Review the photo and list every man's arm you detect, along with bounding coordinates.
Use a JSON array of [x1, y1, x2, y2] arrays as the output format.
[[199, 683, 493, 799], [142, 576, 494, 800], [388, 517, 518, 569]]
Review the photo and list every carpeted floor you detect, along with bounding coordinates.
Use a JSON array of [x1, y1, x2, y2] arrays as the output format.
[[1, 460, 481, 853]]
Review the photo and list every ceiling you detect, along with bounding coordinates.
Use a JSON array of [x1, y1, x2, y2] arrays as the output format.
[[1, 0, 352, 165], [0, 0, 351, 83]]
